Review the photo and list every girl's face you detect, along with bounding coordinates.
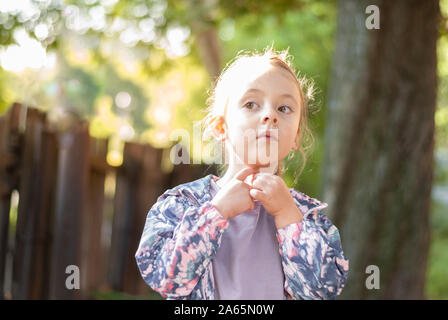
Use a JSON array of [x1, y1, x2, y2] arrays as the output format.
[[223, 64, 301, 168]]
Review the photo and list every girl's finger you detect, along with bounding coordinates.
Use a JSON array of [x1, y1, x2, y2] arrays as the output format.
[[234, 167, 258, 182], [249, 188, 265, 201], [252, 174, 271, 190]]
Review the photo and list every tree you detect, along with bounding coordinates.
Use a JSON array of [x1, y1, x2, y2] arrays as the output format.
[[322, 0, 439, 299]]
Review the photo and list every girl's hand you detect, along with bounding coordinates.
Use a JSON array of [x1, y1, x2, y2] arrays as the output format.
[[211, 167, 257, 220], [248, 173, 303, 228]]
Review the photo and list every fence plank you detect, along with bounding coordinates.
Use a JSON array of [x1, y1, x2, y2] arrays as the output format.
[[108, 142, 139, 292], [109, 142, 168, 295], [82, 137, 108, 298], [0, 116, 8, 300], [0, 103, 24, 299], [0, 116, 11, 300], [12, 106, 50, 299], [33, 128, 59, 299], [48, 121, 90, 299], [126, 144, 167, 295]]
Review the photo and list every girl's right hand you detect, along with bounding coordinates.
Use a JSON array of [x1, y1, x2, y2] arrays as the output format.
[[211, 167, 257, 220]]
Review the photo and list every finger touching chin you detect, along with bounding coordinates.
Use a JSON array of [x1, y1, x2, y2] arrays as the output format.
[[243, 173, 256, 186]]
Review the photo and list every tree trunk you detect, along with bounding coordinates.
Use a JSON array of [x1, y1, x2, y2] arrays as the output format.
[[191, 21, 222, 80], [322, 0, 439, 299]]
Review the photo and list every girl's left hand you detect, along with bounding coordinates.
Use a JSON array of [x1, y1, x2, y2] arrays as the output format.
[[248, 173, 303, 222]]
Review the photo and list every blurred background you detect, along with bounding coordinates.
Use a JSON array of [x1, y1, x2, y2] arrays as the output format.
[[0, 0, 446, 300]]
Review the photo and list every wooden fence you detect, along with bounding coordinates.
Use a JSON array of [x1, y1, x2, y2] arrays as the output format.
[[0, 102, 216, 299]]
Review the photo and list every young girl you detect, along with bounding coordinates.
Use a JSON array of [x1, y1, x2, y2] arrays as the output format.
[[135, 47, 349, 300]]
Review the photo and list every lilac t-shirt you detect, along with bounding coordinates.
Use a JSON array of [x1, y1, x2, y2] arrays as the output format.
[[209, 178, 286, 300]]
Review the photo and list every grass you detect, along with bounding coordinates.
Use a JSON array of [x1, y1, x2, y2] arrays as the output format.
[[425, 193, 448, 300], [426, 234, 448, 299]]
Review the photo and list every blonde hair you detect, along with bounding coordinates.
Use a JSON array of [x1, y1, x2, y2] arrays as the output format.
[[202, 45, 316, 182]]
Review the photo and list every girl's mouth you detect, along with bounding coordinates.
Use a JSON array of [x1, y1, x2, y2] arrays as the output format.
[[258, 136, 277, 141], [256, 130, 278, 141]]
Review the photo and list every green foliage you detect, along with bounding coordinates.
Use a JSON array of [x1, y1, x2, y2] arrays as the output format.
[[0, 69, 14, 114], [56, 55, 102, 117], [425, 0, 448, 300], [426, 235, 448, 299], [96, 62, 150, 134]]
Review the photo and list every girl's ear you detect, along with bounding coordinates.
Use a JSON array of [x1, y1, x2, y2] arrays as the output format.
[[208, 115, 226, 141]]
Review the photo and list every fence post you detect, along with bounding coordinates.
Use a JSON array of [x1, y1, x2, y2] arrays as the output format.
[[109, 142, 168, 295], [36, 127, 59, 299], [48, 121, 90, 299], [11, 106, 56, 300], [0, 105, 22, 299], [82, 137, 108, 298], [0, 103, 23, 300], [128, 143, 168, 295], [0, 116, 7, 300]]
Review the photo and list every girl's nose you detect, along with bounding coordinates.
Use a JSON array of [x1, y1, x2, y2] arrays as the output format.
[[262, 114, 278, 126]]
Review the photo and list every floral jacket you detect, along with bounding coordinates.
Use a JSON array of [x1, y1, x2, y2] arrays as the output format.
[[135, 174, 349, 300]]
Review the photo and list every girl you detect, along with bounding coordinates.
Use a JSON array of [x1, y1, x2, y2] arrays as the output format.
[[135, 46, 349, 300]]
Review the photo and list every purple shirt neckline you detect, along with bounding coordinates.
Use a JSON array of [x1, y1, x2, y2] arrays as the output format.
[[209, 177, 286, 300]]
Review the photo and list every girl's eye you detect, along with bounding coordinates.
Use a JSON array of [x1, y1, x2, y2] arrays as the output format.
[[244, 101, 258, 110], [278, 105, 292, 113]]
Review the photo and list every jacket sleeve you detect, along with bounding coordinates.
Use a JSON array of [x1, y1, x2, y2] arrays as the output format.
[[275, 203, 349, 300], [135, 191, 229, 299]]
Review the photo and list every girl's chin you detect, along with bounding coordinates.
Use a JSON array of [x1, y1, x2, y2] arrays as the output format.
[[233, 148, 281, 166], [241, 156, 277, 167], [243, 162, 278, 175]]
